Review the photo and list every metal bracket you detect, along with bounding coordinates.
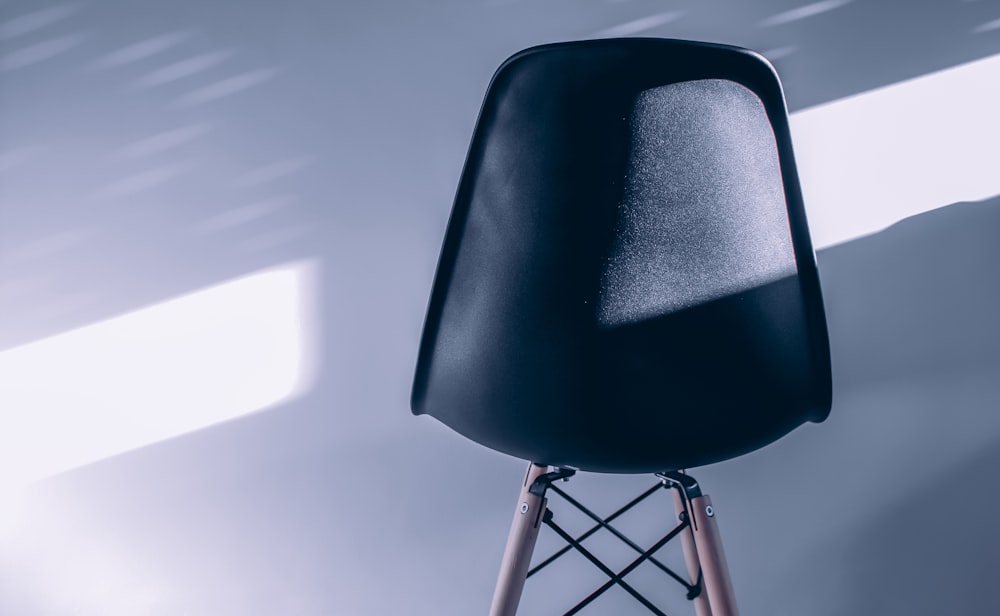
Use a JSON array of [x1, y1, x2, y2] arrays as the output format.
[[528, 466, 577, 497], [656, 470, 702, 500]]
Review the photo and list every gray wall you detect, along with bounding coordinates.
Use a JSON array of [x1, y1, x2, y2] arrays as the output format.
[[1, 1, 998, 613]]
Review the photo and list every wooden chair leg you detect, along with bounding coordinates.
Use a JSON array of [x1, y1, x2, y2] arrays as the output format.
[[663, 470, 739, 616], [672, 487, 714, 616], [688, 494, 739, 616], [489, 463, 550, 616]]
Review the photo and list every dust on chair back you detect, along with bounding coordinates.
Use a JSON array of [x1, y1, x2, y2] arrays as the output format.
[[411, 38, 832, 473]]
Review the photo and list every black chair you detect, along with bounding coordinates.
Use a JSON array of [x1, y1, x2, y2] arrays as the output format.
[[412, 38, 832, 615]]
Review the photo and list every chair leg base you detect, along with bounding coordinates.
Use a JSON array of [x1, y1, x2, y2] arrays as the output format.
[[490, 465, 740, 616]]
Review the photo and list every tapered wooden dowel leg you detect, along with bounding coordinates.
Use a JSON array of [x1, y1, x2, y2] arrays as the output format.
[[689, 495, 739, 616], [672, 487, 713, 616], [489, 463, 550, 616]]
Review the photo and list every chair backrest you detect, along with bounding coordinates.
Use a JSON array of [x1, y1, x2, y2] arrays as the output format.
[[412, 39, 832, 473]]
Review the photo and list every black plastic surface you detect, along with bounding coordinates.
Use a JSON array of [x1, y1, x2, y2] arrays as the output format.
[[411, 38, 832, 473]]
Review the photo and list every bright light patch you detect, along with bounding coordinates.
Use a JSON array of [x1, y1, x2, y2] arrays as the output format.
[[791, 52, 1000, 249], [0, 261, 317, 488]]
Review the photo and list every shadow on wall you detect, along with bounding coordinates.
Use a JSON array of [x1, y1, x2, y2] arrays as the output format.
[[807, 195, 1000, 615], [834, 433, 1000, 616], [819, 194, 1000, 389]]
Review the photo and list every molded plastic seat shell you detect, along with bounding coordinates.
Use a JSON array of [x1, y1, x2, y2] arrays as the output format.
[[411, 39, 832, 473]]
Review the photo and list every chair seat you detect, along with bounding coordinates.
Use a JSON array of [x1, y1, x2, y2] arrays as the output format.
[[411, 38, 832, 473]]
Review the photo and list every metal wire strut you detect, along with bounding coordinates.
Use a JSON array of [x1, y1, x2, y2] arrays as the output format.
[[489, 464, 739, 616], [542, 508, 692, 616]]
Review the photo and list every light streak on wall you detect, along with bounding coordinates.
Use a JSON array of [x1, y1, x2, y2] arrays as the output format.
[[0, 261, 318, 489], [791, 51, 1000, 249]]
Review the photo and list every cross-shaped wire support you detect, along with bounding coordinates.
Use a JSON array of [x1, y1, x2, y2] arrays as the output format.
[[519, 468, 718, 615]]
